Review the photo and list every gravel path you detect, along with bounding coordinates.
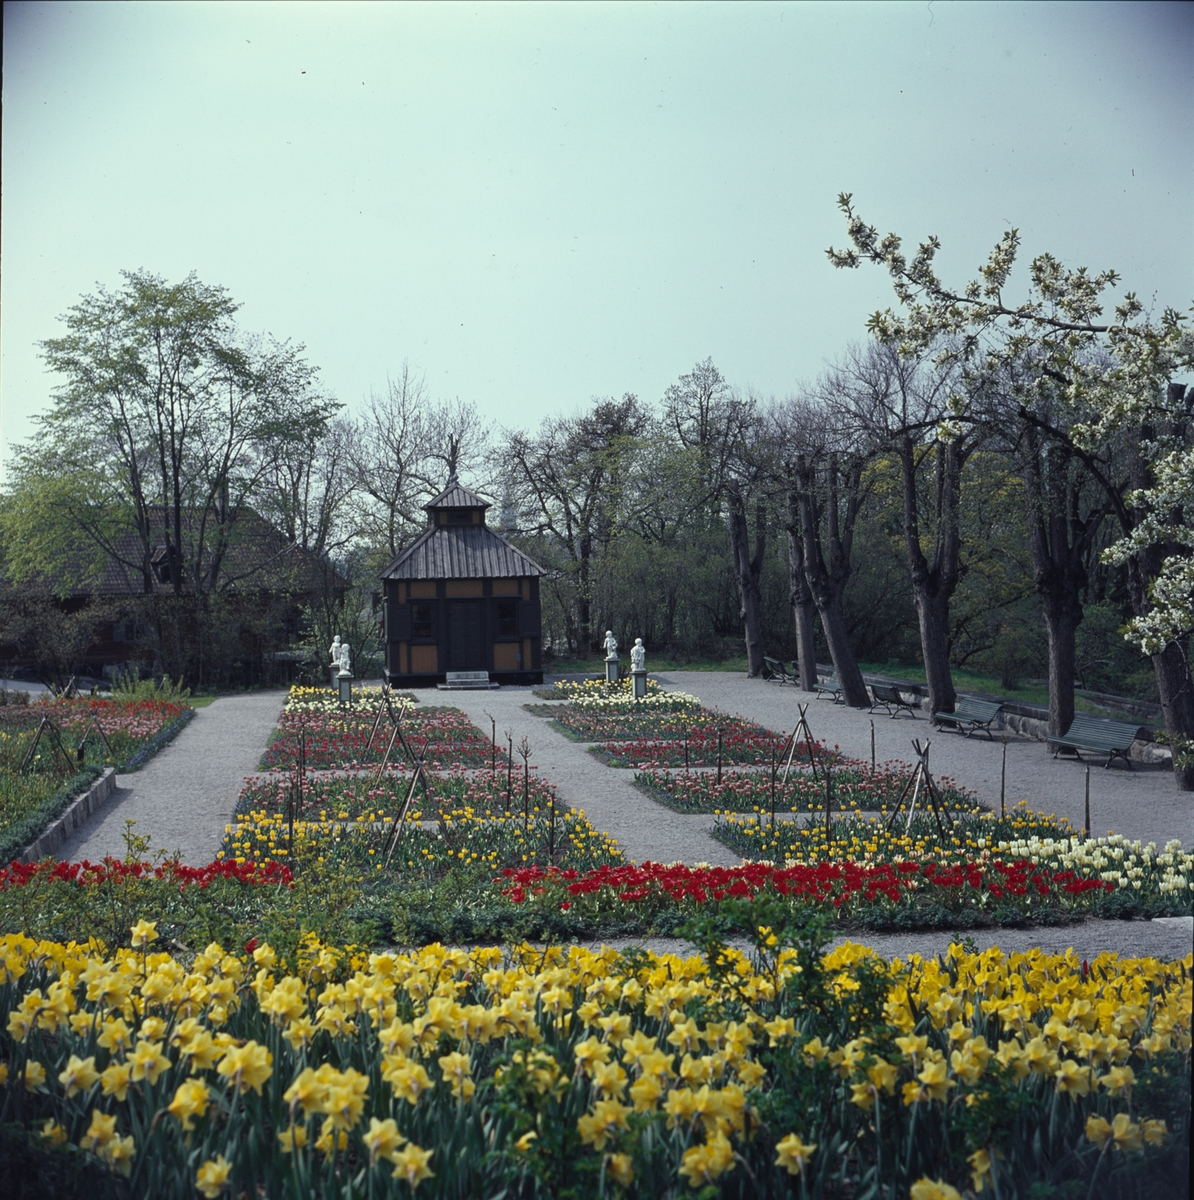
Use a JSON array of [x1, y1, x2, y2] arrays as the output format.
[[406, 686, 739, 866], [583, 917, 1194, 964], [55, 691, 287, 865]]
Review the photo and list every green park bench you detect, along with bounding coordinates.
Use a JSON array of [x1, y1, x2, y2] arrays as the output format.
[[814, 672, 842, 702], [763, 656, 793, 685], [1047, 713, 1142, 768], [869, 681, 917, 719], [932, 697, 1004, 739]]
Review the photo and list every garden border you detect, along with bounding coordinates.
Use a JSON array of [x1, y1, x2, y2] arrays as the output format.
[[18, 767, 117, 863], [119, 707, 195, 772]]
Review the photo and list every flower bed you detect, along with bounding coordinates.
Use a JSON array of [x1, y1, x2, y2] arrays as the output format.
[[0, 699, 192, 861], [282, 686, 419, 715], [633, 763, 982, 815], [549, 708, 773, 745], [222, 805, 625, 880], [593, 724, 832, 768], [260, 708, 498, 771], [236, 769, 559, 822], [536, 676, 666, 700], [0, 856, 293, 892], [0, 928, 1187, 1199], [0, 698, 189, 773], [713, 804, 1193, 922], [497, 856, 1119, 929], [567, 690, 702, 712]]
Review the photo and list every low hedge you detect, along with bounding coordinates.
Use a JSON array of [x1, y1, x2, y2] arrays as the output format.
[[0, 708, 194, 865], [0, 766, 105, 866]]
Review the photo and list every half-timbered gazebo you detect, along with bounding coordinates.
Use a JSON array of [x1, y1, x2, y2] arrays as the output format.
[[379, 480, 545, 686]]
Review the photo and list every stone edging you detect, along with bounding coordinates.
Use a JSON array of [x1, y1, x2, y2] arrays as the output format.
[[19, 768, 118, 863]]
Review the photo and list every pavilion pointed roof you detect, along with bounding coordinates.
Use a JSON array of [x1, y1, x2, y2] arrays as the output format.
[[382, 479, 544, 581], [424, 478, 491, 511]]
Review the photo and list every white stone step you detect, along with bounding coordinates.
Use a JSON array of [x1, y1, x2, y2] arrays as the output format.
[[437, 671, 500, 690]]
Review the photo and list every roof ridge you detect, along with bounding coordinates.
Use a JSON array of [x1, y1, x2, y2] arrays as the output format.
[[424, 480, 492, 510]]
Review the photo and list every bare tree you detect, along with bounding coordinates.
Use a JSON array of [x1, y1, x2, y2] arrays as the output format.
[[831, 341, 986, 715], [420, 397, 492, 492], [772, 395, 873, 707], [349, 363, 433, 561], [499, 395, 649, 652], [664, 360, 769, 676]]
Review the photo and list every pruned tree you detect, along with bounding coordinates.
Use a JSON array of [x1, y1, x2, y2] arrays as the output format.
[[832, 341, 986, 715], [830, 195, 1194, 787], [772, 395, 873, 707]]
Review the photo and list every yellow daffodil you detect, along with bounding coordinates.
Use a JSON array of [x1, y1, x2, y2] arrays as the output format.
[[775, 1131, 816, 1175], [167, 1079, 210, 1131], [57, 1054, 99, 1098], [129, 919, 159, 948], [195, 1155, 232, 1198], [390, 1143, 434, 1189]]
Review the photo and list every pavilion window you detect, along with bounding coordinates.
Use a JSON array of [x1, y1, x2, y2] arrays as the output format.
[[412, 603, 435, 639], [496, 599, 518, 637]]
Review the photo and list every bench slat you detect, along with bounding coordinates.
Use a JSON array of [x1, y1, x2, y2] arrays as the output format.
[[1047, 714, 1141, 767], [932, 697, 1003, 739]]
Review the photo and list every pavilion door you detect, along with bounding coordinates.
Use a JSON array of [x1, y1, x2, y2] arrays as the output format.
[[448, 601, 485, 670]]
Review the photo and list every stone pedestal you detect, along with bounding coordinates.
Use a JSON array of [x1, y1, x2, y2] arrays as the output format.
[[329, 667, 340, 688], [338, 672, 353, 706], [632, 668, 647, 699], [605, 657, 618, 685]]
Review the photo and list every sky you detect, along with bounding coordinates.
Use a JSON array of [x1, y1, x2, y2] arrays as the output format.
[[2, 0, 1192, 482]]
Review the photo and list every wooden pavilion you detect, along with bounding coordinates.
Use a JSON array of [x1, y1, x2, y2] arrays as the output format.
[[379, 480, 546, 686]]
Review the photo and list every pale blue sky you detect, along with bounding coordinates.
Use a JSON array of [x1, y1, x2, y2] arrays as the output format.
[[2, 1, 1191, 481]]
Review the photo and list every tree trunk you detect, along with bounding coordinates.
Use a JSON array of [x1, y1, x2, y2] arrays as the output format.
[[785, 491, 818, 691], [795, 456, 870, 707], [817, 594, 867, 704], [1041, 587, 1082, 738], [727, 484, 766, 677], [1123, 386, 1194, 791], [1152, 640, 1194, 791], [577, 545, 593, 652], [914, 590, 955, 717], [1021, 430, 1103, 739], [898, 438, 959, 715]]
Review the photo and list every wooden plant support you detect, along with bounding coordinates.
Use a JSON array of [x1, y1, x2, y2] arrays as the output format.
[[824, 767, 832, 841], [790, 703, 820, 782], [377, 693, 438, 871], [1000, 737, 1008, 818], [75, 716, 114, 765], [1084, 765, 1091, 839], [20, 716, 75, 774], [365, 684, 391, 753], [883, 739, 951, 840], [506, 733, 514, 811]]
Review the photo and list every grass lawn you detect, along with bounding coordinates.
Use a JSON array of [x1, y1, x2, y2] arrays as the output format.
[[857, 661, 1153, 718]]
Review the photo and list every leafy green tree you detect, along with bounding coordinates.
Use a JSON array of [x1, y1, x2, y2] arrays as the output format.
[[3, 270, 339, 684]]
